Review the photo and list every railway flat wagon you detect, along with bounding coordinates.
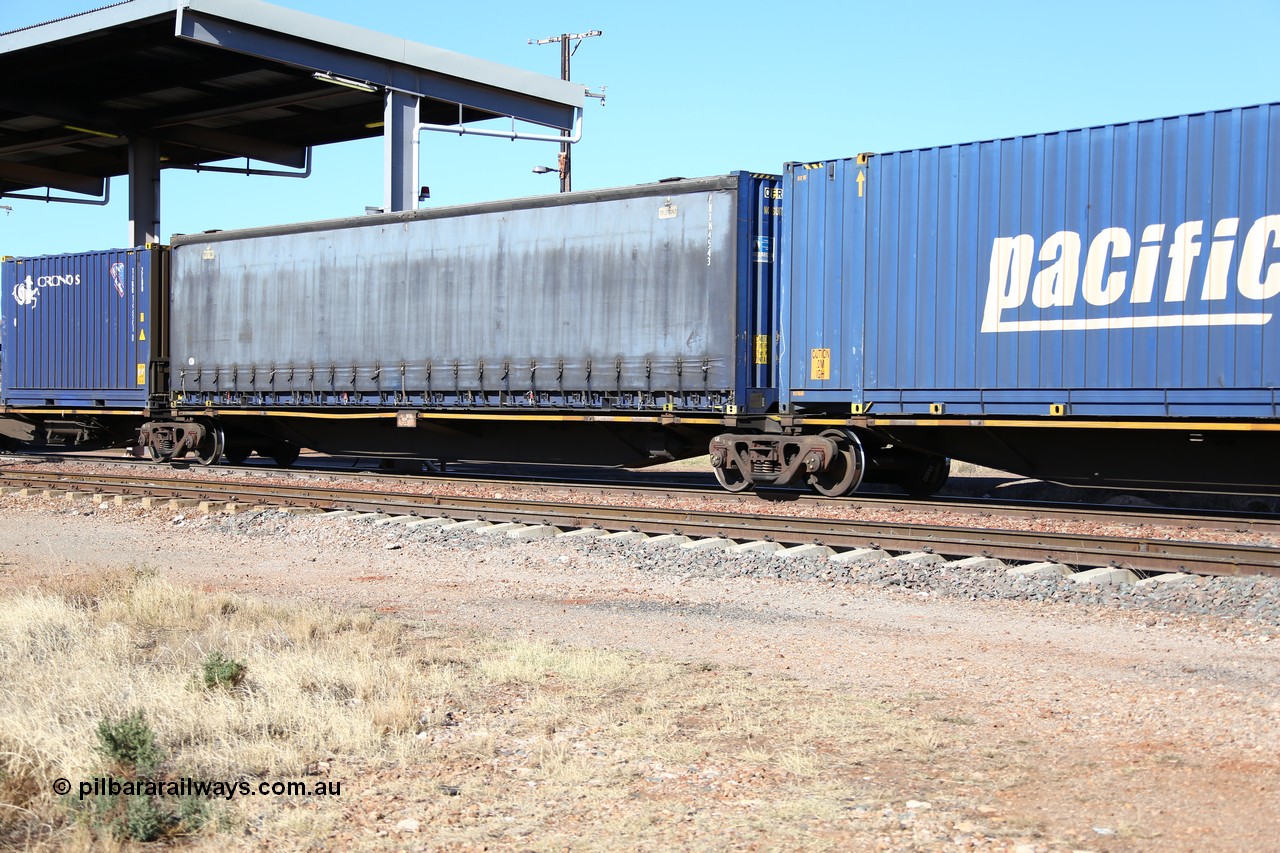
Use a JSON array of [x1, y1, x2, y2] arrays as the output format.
[[144, 174, 780, 467], [777, 101, 1280, 493], [0, 247, 166, 451]]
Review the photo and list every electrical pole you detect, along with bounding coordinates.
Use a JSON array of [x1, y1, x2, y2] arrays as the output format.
[[528, 30, 601, 192]]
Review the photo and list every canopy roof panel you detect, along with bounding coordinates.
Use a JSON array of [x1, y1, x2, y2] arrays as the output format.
[[0, 0, 584, 195]]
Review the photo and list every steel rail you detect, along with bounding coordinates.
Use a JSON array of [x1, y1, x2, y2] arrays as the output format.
[[3, 469, 1277, 578], [4, 455, 1278, 536]]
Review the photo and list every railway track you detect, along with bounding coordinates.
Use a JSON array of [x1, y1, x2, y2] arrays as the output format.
[[5, 451, 1278, 537], [3, 466, 1277, 578]]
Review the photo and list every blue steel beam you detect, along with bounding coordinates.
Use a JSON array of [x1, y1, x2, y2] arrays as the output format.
[[175, 4, 581, 131], [0, 160, 104, 196]]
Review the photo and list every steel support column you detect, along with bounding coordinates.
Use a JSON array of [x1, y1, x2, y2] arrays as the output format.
[[384, 88, 420, 213], [127, 135, 160, 246]]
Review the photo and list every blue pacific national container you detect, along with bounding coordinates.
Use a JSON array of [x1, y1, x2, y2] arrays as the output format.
[[2, 247, 164, 407], [782, 102, 1280, 419]]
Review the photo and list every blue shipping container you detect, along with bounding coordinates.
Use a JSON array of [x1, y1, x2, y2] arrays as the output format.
[[2, 247, 161, 407], [782, 102, 1280, 419]]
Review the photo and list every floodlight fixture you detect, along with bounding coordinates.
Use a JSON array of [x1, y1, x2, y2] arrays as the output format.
[[63, 124, 120, 139], [312, 71, 378, 93]]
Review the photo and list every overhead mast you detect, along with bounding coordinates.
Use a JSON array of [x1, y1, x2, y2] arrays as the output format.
[[528, 30, 602, 193]]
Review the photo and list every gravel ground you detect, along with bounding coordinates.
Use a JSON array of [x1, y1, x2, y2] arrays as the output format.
[[1, 487, 1279, 851], [559, 540, 1280, 635], [179, 496, 1280, 638]]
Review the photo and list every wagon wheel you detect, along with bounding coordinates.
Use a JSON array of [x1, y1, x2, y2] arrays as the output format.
[[900, 455, 950, 498], [222, 445, 252, 465], [194, 425, 225, 467], [808, 429, 865, 497], [713, 456, 754, 493], [268, 443, 299, 468]]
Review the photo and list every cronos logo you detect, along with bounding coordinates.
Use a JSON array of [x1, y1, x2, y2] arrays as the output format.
[[12, 275, 38, 308], [9, 271, 82, 309], [982, 214, 1280, 332]]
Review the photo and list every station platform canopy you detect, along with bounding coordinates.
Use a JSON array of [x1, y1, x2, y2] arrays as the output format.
[[0, 0, 585, 242]]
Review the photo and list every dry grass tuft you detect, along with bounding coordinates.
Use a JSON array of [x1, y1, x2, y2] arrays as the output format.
[[1, 570, 949, 850]]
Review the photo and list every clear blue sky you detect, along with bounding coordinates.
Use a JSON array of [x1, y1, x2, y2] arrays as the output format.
[[2, 0, 1277, 256]]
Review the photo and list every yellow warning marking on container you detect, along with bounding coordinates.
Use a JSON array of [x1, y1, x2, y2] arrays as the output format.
[[810, 348, 831, 380], [856, 170, 866, 197], [138, 329, 146, 341], [139, 312, 145, 322], [754, 334, 769, 365], [136, 364, 146, 385]]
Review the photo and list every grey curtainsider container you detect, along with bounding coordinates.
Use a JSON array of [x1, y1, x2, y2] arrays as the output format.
[[168, 174, 778, 412]]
